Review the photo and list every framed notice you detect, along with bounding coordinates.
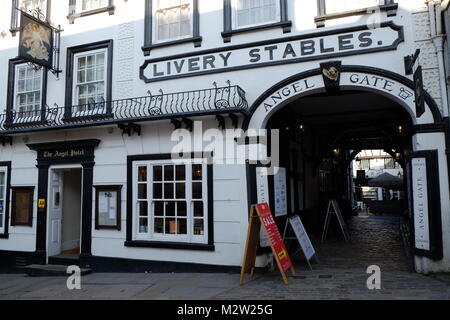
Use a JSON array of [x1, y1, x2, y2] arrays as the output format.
[[274, 167, 287, 217], [256, 167, 270, 247], [95, 185, 122, 230], [409, 151, 442, 260]]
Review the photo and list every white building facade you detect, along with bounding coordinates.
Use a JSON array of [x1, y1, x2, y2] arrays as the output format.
[[0, 0, 449, 274]]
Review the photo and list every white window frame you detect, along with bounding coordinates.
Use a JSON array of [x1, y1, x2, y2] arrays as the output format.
[[72, 48, 108, 116], [231, 0, 281, 30], [323, 0, 383, 15], [0, 167, 8, 234], [13, 64, 43, 121], [20, 0, 48, 18], [152, 0, 194, 44], [76, 0, 109, 13], [132, 159, 208, 244]]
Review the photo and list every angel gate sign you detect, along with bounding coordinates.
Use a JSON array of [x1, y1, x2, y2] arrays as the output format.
[[246, 67, 437, 131]]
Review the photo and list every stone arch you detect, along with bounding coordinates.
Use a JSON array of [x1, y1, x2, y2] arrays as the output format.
[[244, 65, 443, 131]]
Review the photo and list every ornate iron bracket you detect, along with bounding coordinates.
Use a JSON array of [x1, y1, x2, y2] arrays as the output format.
[[0, 135, 13, 146], [229, 113, 239, 129], [216, 115, 226, 130], [118, 123, 141, 137], [171, 119, 182, 130], [182, 118, 193, 132], [404, 49, 420, 75], [16, 7, 63, 78]]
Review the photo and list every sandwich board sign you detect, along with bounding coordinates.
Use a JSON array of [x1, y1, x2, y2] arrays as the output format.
[[284, 215, 317, 270], [321, 199, 351, 242], [240, 203, 296, 285]]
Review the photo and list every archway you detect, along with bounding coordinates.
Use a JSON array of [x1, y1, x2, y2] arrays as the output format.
[[245, 65, 448, 273]]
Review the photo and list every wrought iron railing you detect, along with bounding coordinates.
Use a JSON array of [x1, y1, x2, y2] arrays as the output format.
[[0, 85, 249, 134]]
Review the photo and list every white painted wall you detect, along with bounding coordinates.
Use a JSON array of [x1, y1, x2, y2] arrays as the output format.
[[0, 0, 448, 271]]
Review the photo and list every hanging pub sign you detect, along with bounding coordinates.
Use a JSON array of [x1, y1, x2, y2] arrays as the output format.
[[18, 11, 54, 69], [414, 66, 425, 118]]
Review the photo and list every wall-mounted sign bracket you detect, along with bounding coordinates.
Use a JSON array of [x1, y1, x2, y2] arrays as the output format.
[[118, 123, 141, 137], [0, 135, 13, 146], [16, 8, 63, 79], [404, 49, 420, 75]]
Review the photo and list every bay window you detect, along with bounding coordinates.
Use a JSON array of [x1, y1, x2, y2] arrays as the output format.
[[126, 155, 214, 249]]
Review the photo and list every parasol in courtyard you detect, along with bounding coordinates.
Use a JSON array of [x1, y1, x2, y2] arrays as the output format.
[[368, 172, 404, 190]]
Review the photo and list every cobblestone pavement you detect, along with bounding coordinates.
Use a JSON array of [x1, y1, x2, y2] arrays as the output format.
[[214, 216, 450, 300], [0, 216, 449, 300]]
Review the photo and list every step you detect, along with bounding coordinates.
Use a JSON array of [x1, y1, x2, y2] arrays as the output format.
[[48, 254, 80, 266], [24, 264, 92, 277]]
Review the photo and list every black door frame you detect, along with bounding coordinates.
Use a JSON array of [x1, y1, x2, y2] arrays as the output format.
[[27, 139, 100, 264]]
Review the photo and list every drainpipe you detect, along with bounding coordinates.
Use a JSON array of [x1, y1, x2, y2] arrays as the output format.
[[429, 0, 449, 118], [427, 1, 448, 116]]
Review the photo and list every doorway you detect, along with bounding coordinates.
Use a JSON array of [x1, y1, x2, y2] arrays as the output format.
[[47, 167, 83, 258]]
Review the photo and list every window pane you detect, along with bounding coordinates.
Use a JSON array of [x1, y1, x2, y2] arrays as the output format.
[[153, 166, 162, 181], [138, 184, 147, 200], [164, 165, 174, 181], [138, 201, 148, 217], [178, 201, 187, 216], [166, 218, 177, 234], [166, 201, 175, 216], [193, 219, 204, 235], [324, 0, 381, 14], [176, 183, 185, 199], [154, 201, 164, 217], [164, 183, 174, 199], [139, 218, 148, 233], [138, 166, 147, 182], [176, 165, 185, 181], [154, 218, 164, 233], [192, 164, 202, 180], [192, 182, 202, 199], [178, 218, 187, 235], [153, 183, 162, 199], [193, 201, 203, 217]]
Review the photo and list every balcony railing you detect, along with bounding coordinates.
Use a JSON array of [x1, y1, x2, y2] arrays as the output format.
[[0, 85, 249, 134]]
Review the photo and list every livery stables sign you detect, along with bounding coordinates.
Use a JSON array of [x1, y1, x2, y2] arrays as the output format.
[[141, 22, 403, 83]]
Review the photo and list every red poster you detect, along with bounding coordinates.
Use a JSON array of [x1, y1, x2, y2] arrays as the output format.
[[257, 203, 293, 272]]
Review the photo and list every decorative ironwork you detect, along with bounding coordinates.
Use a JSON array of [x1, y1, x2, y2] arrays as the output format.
[[0, 85, 249, 134]]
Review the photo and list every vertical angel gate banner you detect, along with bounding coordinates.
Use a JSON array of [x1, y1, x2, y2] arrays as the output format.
[[18, 11, 53, 69]]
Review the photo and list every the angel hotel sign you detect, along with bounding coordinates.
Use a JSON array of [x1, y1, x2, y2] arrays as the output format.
[[18, 12, 53, 69], [140, 22, 403, 83]]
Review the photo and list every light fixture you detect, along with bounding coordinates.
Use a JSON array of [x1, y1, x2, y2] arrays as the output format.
[[333, 149, 340, 156], [298, 124, 305, 132], [397, 125, 403, 134], [395, 152, 401, 159]]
